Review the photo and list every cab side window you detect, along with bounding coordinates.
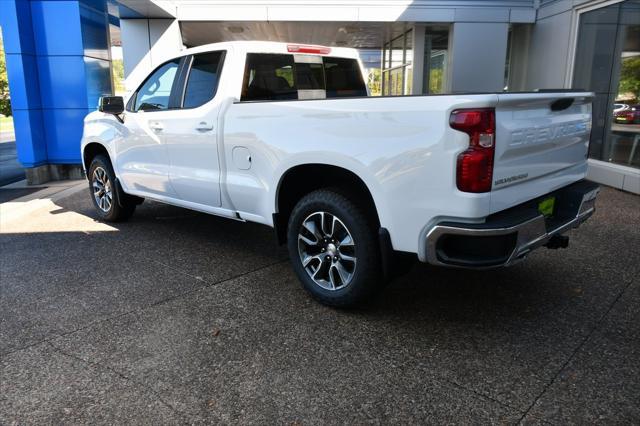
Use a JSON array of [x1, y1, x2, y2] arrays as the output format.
[[134, 59, 180, 112], [183, 52, 224, 108], [241, 54, 297, 101]]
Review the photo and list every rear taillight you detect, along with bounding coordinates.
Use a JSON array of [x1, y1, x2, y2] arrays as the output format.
[[450, 108, 495, 193]]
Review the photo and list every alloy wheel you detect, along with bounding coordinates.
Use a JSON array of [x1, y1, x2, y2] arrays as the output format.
[[92, 166, 113, 213], [297, 211, 357, 291]]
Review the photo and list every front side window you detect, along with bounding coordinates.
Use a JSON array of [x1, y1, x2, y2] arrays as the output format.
[[134, 59, 180, 111], [183, 51, 224, 108]]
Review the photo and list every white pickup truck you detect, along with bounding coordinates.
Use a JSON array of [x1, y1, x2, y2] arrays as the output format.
[[82, 41, 599, 307]]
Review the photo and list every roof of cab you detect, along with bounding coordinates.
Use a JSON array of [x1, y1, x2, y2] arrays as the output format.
[[180, 40, 360, 59]]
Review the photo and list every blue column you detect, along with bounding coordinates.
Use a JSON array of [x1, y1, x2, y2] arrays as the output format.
[[0, 0, 113, 168]]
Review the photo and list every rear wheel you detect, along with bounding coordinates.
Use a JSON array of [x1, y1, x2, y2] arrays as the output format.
[[88, 155, 136, 222], [287, 189, 383, 307]]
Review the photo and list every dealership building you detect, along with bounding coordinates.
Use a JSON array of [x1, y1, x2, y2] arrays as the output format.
[[1, 0, 638, 193]]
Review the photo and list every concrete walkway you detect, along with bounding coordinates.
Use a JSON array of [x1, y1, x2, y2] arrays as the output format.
[[1, 184, 638, 424]]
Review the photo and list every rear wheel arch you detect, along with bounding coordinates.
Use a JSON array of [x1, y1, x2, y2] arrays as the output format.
[[274, 164, 382, 243]]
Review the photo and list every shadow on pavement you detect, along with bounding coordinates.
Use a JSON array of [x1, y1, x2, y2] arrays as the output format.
[[1, 185, 638, 424]]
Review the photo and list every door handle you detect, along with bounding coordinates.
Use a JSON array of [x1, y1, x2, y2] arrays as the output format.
[[149, 122, 164, 132], [195, 121, 214, 131]]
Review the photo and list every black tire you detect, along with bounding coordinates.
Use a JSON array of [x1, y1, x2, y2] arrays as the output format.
[[88, 154, 137, 222], [287, 189, 384, 307]]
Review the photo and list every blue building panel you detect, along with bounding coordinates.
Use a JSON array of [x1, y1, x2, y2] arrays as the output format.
[[42, 109, 91, 163], [80, 3, 111, 60], [80, 0, 108, 13], [0, 0, 36, 55], [4, 53, 42, 110], [84, 57, 113, 109], [36, 56, 89, 109], [12, 109, 48, 167], [30, 0, 84, 56], [1, 0, 113, 169]]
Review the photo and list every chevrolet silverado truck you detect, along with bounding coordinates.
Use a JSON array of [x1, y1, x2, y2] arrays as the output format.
[[81, 41, 599, 307]]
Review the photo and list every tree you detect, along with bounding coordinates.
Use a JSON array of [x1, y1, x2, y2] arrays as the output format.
[[111, 59, 125, 95], [618, 56, 640, 102], [367, 68, 381, 96], [0, 29, 12, 117]]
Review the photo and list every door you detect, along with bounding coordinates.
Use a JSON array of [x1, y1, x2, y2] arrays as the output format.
[[116, 58, 181, 197], [160, 51, 226, 207]]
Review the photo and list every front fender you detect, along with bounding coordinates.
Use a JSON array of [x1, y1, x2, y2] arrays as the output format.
[[81, 112, 124, 170]]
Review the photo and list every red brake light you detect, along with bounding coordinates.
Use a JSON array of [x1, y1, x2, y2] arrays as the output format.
[[287, 44, 331, 55], [450, 108, 495, 193]]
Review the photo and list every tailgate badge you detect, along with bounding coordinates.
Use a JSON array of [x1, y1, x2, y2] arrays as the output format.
[[494, 173, 529, 186]]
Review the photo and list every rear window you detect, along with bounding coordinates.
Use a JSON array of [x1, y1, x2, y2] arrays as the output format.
[[183, 51, 224, 108], [240, 53, 367, 102], [241, 54, 297, 101], [324, 57, 367, 98]]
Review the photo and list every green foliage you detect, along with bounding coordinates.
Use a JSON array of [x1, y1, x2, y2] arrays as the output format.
[[0, 29, 13, 117], [367, 68, 381, 96], [429, 68, 443, 94], [618, 56, 640, 101], [111, 59, 125, 95], [275, 66, 294, 87]]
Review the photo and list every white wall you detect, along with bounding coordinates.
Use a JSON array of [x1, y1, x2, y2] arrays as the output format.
[[120, 19, 183, 92], [524, 10, 573, 90], [449, 22, 509, 93]]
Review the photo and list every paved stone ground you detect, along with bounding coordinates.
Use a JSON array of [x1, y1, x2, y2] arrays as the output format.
[[1, 185, 638, 424]]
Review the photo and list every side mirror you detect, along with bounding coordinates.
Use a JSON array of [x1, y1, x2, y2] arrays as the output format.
[[99, 96, 124, 115]]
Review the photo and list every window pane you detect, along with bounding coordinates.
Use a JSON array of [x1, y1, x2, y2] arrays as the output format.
[[405, 29, 413, 64], [295, 63, 324, 90], [390, 67, 403, 96], [183, 52, 224, 108], [574, 0, 640, 168], [323, 57, 367, 98], [135, 59, 179, 111], [390, 35, 404, 68], [404, 66, 413, 95], [241, 54, 297, 101], [424, 28, 449, 95]]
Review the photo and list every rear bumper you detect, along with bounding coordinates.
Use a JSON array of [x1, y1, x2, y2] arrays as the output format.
[[424, 180, 600, 268]]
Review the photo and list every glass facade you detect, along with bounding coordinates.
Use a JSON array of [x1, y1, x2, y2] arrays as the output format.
[[423, 27, 449, 94], [574, 0, 640, 169], [382, 29, 413, 96]]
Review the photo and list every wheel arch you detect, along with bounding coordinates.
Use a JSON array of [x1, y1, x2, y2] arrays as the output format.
[[82, 142, 112, 173], [273, 163, 385, 244]]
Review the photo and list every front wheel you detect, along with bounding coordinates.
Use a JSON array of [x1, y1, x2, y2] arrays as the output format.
[[287, 189, 383, 307], [88, 155, 136, 222]]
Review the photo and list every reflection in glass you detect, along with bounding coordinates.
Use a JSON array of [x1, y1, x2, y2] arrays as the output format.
[[424, 28, 449, 94], [574, 0, 640, 168]]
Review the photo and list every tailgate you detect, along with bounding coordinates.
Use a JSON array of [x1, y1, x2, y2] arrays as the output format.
[[491, 92, 593, 213]]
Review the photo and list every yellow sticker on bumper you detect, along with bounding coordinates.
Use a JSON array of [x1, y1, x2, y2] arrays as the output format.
[[538, 197, 556, 217]]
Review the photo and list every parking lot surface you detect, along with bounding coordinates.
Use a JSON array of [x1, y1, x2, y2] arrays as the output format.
[[1, 184, 639, 424]]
